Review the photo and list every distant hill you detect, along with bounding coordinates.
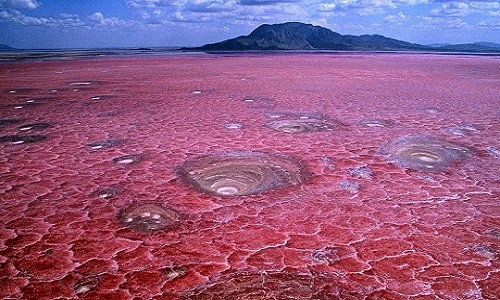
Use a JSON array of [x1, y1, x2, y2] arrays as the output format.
[[0, 44, 17, 51], [436, 42, 500, 52], [475, 42, 500, 48], [184, 22, 500, 53], [186, 22, 428, 52]]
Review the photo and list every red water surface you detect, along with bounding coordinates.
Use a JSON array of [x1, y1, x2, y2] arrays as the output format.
[[0, 54, 499, 299]]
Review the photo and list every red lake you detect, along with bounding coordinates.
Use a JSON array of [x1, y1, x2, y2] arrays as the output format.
[[0, 53, 499, 299]]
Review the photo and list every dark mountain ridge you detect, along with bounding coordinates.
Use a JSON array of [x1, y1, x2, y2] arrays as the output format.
[[0, 44, 17, 51], [188, 22, 427, 51], [428, 42, 500, 50], [433, 42, 500, 52], [186, 22, 499, 53]]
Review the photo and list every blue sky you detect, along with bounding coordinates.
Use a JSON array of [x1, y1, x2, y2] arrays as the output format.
[[0, 0, 499, 49]]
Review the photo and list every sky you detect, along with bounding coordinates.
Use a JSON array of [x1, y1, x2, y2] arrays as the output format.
[[0, 0, 499, 49]]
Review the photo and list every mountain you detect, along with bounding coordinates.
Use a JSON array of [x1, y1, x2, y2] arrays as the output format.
[[427, 42, 500, 52], [0, 44, 17, 51], [434, 42, 500, 52], [186, 22, 429, 52], [475, 42, 500, 49], [436, 42, 500, 52], [427, 42, 500, 49]]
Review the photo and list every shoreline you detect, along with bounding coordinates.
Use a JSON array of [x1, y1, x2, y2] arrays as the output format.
[[1, 48, 500, 62]]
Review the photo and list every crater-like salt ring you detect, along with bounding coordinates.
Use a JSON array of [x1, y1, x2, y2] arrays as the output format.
[[118, 203, 179, 233], [381, 135, 475, 171], [177, 151, 309, 196], [264, 119, 342, 133], [18, 122, 51, 131], [359, 118, 395, 128]]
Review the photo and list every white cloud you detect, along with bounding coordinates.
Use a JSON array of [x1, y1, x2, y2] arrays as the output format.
[[316, 3, 337, 12], [358, 6, 387, 15], [0, 9, 140, 28], [187, 0, 237, 12], [236, 2, 311, 23], [421, 15, 471, 28], [395, 0, 427, 4], [385, 11, 407, 22], [239, 0, 298, 5], [126, 0, 432, 19], [469, 2, 500, 11], [129, 0, 313, 26], [469, 1, 500, 16], [478, 17, 500, 28], [431, 2, 470, 17], [89, 12, 140, 26], [60, 13, 79, 18], [0, 9, 84, 26], [0, 0, 39, 9], [431, 1, 500, 17], [312, 0, 428, 16], [126, 0, 188, 8]]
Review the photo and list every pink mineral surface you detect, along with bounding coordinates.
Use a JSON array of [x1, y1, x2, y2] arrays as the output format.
[[0, 54, 498, 299]]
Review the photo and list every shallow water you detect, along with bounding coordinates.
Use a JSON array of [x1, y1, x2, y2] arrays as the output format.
[[0, 54, 499, 299]]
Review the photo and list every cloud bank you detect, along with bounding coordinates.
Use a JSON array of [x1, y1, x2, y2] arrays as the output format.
[[0, 0, 39, 9]]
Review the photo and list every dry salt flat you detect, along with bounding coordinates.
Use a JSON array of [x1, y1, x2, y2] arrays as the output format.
[[0, 53, 499, 299]]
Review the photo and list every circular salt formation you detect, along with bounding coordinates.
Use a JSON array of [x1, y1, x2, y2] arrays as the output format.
[[1, 135, 47, 144], [359, 118, 395, 128], [18, 122, 51, 131], [4, 88, 35, 94], [180, 271, 345, 300], [265, 119, 342, 134], [92, 186, 120, 199], [112, 154, 142, 165], [67, 81, 101, 86], [223, 123, 243, 130], [164, 266, 188, 282], [11, 102, 41, 110], [89, 95, 115, 101], [484, 146, 500, 157], [242, 96, 273, 103], [442, 123, 479, 136], [74, 276, 99, 295], [118, 203, 179, 233], [177, 151, 309, 196], [424, 107, 440, 114], [381, 135, 475, 171], [28, 96, 58, 103], [87, 139, 121, 150]]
